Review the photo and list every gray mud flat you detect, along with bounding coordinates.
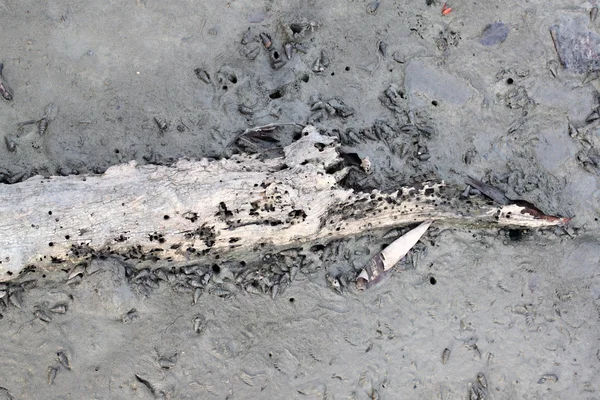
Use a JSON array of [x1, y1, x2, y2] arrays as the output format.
[[1, 0, 600, 399]]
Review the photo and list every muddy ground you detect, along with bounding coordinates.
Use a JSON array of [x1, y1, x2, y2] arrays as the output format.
[[1, 0, 600, 398]]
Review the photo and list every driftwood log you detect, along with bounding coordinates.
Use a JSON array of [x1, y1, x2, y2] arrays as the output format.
[[0, 126, 566, 282]]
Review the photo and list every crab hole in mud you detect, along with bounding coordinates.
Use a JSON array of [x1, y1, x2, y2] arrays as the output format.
[[289, 297, 295, 303], [506, 78, 514, 85], [508, 229, 523, 241], [269, 88, 283, 99], [212, 264, 221, 274], [300, 73, 309, 83], [429, 276, 437, 285]]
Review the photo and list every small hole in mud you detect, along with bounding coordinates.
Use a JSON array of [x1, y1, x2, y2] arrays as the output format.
[[429, 276, 437, 285], [345, 66, 350, 71], [506, 78, 514, 85], [269, 89, 283, 99], [48, 242, 54, 247], [163, 215, 170, 220], [228, 75, 237, 84], [48, 211, 53, 215], [300, 74, 309, 83], [289, 297, 295, 303], [115, 149, 120, 154], [95, 366, 100, 372], [431, 100, 438, 106], [508, 229, 522, 241], [222, 85, 228, 91], [7, 271, 12, 276], [331, 72, 335, 76], [42, 274, 46, 278], [240, 260, 246, 266], [65, 235, 70, 240], [212, 264, 221, 274]]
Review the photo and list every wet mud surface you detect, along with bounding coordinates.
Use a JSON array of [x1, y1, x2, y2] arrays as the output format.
[[1, 0, 600, 398]]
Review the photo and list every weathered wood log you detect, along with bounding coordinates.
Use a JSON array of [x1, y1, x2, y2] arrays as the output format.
[[0, 126, 566, 281]]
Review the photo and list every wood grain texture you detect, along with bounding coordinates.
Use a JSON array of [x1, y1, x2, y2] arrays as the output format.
[[0, 126, 564, 281]]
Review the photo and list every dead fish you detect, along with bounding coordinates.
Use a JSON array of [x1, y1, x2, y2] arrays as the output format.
[[356, 221, 432, 290], [194, 68, 211, 83], [56, 350, 71, 370], [0, 63, 13, 101], [259, 32, 272, 50], [47, 366, 59, 385], [367, 0, 381, 14], [377, 40, 387, 57]]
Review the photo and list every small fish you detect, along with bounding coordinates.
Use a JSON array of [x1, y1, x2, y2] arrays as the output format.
[[356, 221, 432, 290], [56, 350, 71, 370], [0, 63, 13, 101], [47, 366, 59, 385]]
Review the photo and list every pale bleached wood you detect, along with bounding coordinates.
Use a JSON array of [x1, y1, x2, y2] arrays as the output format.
[[0, 126, 566, 281]]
